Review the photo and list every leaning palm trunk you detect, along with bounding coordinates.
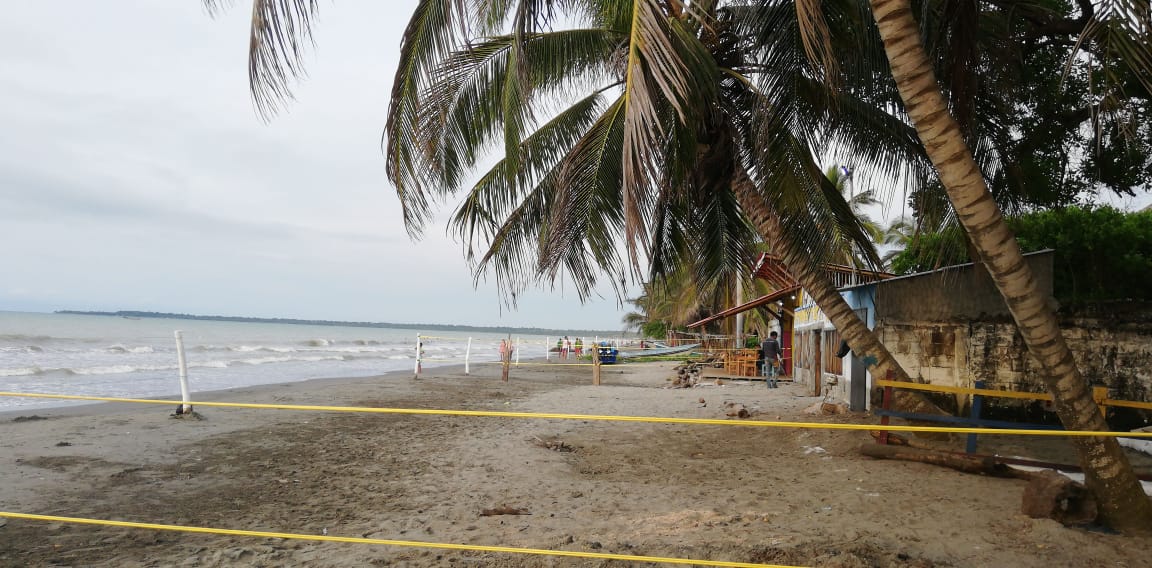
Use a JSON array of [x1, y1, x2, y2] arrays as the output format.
[[732, 170, 943, 418], [869, 0, 1152, 533]]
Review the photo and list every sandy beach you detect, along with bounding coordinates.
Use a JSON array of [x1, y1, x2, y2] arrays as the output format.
[[1, 360, 1150, 567]]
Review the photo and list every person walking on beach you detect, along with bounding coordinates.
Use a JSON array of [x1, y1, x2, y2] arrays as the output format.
[[761, 331, 783, 388], [574, 337, 583, 356], [562, 336, 572, 359]]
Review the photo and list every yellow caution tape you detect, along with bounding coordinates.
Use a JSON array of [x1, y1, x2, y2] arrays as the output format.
[[1, 391, 1150, 437], [0, 512, 793, 567], [875, 379, 1053, 401], [472, 361, 593, 367], [876, 380, 1152, 411]]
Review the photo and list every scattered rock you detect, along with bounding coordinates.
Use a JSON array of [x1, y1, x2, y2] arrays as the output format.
[[12, 415, 49, 423], [480, 506, 530, 516], [821, 402, 849, 415], [55, 441, 72, 447], [724, 401, 751, 419], [1021, 470, 1098, 526], [803, 402, 825, 415], [531, 436, 576, 452], [170, 409, 206, 420]]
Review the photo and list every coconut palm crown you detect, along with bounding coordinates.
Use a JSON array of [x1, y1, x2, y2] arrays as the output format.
[[379, 0, 926, 304]]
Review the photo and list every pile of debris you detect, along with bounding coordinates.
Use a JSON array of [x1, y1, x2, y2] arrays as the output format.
[[670, 357, 721, 388]]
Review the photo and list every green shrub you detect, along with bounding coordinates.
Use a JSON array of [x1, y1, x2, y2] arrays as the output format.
[[888, 206, 1152, 304]]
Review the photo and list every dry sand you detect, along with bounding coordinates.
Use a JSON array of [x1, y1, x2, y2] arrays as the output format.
[[1, 360, 1150, 567]]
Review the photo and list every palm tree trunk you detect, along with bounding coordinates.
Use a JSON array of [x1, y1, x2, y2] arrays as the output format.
[[869, 0, 1152, 533], [732, 169, 943, 418]]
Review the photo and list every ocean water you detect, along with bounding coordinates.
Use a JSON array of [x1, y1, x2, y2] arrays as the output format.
[[0, 312, 561, 412]]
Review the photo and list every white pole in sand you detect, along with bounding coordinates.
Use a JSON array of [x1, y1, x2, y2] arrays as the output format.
[[465, 337, 472, 375], [515, 337, 521, 365], [414, 334, 422, 376], [174, 330, 192, 414], [545, 337, 550, 361]]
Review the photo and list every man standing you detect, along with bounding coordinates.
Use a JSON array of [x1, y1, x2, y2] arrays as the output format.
[[761, 331, 783, 388]]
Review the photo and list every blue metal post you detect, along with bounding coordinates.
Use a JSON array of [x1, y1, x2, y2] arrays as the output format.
[[966, 381, 985, 454]]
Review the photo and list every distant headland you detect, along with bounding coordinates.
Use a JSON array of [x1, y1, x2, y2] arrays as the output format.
[[56, 310, 622, 337]]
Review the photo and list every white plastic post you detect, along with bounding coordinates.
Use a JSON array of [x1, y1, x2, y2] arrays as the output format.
[[465, 337, 472, 375], [174, 330, 192, 414], [515, 337, 521, 365], [414, 334, 422, 376], [545, 337, 551, 361]]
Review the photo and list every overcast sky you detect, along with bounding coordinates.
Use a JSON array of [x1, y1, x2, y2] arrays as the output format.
[[0, 0, 636, 331], [4, 2, 1149, 332]]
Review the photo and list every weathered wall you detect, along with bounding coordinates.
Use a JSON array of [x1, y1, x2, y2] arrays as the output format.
[[792, 250, 1152, 426], [871, 309, 1152, 427], [875, 251, 1053, 322]]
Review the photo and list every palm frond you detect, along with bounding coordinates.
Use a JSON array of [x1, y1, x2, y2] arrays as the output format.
[[420, 29, 622, 196], [1069, 0, 1152, 96], [619, 0, 719, 270], [204, 0, 321, 120], [540, 96, 630, 299], [385, 0, 475, 236], [794, 0, 840, 86], [451, 91, 609, 261]]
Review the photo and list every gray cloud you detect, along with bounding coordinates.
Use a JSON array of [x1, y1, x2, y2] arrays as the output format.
[[0, 1, 627, 330]]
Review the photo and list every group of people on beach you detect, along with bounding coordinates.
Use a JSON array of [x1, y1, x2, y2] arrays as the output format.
[[555, 336, 583, 359]]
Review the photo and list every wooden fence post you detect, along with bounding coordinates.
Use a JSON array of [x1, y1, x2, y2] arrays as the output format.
[[1092, 386, 1108, 419], [592, 349, 602, 386], [878, 369, 893, 445]]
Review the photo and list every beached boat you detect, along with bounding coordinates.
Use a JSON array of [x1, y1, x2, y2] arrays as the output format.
[[616, 343, 700, 358]]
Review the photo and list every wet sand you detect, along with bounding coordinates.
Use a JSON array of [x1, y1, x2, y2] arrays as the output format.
[[1, 360, 1149, 567]]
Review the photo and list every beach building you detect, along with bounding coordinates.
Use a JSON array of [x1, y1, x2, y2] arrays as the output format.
[[792, 251, 1056, 412], [694, 250, 1152, 426], [687, 254, 890, 383]]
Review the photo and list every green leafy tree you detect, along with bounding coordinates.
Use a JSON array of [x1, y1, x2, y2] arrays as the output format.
[[895, 206, 1152, 305], [1014, 206, 1152, 304]]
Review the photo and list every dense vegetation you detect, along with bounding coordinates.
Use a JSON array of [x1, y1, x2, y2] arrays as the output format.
[[890, 206, 1152, 304]]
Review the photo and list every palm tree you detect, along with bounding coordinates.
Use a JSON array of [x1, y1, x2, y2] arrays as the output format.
[[865, 0, 1152, 531], [378, 1, 940, 400], [209, 0, 944, 416], [206, 0, 1150, 529], [825, 165, 884, 268], [878, 215, 914, 271]]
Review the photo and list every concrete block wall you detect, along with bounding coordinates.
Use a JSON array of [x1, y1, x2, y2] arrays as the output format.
[[861, 313, 1152, 423]]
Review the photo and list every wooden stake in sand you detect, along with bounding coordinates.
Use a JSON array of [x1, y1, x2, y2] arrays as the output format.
[[592, 347, 602, 386]]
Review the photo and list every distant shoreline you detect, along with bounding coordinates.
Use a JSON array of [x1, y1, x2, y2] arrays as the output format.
[[54, 309, 622, 336]]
